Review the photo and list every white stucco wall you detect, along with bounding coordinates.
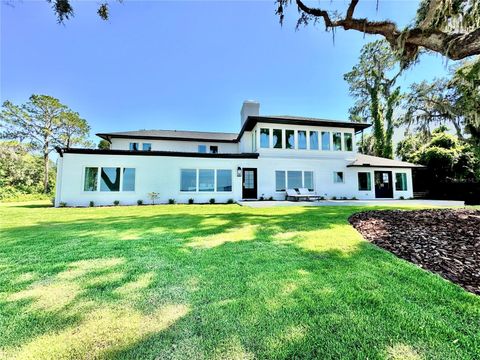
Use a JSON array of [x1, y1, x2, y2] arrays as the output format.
[[55, 152, 413, 207], [110, 138, 239, 153]]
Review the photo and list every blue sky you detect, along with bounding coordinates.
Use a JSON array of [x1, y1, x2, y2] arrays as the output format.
[[1, 0, 450, 143]]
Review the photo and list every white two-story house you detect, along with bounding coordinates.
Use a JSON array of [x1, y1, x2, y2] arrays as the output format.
[[54, 101, 421, 206]]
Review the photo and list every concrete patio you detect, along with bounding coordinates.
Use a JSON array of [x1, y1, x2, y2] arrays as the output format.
[[238, 199, 465, 208]]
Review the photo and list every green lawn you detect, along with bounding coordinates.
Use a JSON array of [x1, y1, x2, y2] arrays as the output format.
[[0, 202, 479, 360]]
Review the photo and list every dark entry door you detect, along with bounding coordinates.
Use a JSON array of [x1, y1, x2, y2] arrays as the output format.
[[242, 168, 257, 199], [374, 171, 393, 198]]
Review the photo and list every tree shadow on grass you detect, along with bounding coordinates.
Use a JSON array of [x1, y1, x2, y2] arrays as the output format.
[[1, 206, 479, 359]]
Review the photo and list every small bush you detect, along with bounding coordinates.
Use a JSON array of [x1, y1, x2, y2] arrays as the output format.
[[341, 196, 348, 200], [227, 198, 234, 204], [137, 199, 143, 205], [319, 196, 325, 200], [209, 198, 215, 204], [148, 192, 160, 205], [113, 200, 120, 206], [399, 196, 405, 200], [268, 196, 274, 201], [188, 198, 194, 204], [331, 196, 337, 200], [350, 197, 357, 200], [89, 201, 95, 207], [168, 198, 176, 204], [59, 202, 67, 207]]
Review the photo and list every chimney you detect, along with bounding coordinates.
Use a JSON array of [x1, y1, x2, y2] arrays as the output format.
[[240, 100, 260, 126]]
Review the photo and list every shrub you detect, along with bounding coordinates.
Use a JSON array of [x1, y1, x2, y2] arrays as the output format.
[[89, 201, 94, 207], [113, 200, 120, 206], [341, 196, 348, 200], [209, 198, 215, 204], [137, 199, 143, 205], [168, 198, 176, 204], [331, 196, 337, 200], [350, 196, 357, 200], [59, 202, 67, 207], [148, 192, 160, 205], [399, 196, 405, 200], [188, 198, 194, 204], [268, 196, 274, 201], [227, 198, 234, 204], [319, 196, 325, 200]]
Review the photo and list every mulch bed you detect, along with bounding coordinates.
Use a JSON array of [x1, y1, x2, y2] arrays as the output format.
[[349, 209, 480, 295]]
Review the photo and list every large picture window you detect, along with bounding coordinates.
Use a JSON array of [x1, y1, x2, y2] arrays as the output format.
[[260, 128, 270, 148], [273, 129, 282, 148], [358, 172, 371, 191], [84, 167, 98, 191], [344, 133, 353, 151], [304, 171, 314, 191], [122, 168, 136, 191], [181, 169, 197, 192], [321, 132, 330, 150], [395, 173, 408, 191], [199, 169, 214, 192], [287, 171, 302, 189], [298, 130, 307, 149], [142, 143, 152, 151], [100, 167, 121, 192], [309, 131, 319, 150], [275, 171, 286, 191], [217, 170, 232, 192], [333, 132, 342, 151]]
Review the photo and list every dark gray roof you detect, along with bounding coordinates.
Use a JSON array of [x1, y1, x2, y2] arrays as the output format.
[[347, 154, 424, 168], [97, 129, 238, 143]]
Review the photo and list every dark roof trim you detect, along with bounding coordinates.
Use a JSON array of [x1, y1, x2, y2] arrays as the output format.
[[237, 116, 371, 140], [347, 164, 424, 169], [96, 133, 238, 143], [55, 147, 259, 159]]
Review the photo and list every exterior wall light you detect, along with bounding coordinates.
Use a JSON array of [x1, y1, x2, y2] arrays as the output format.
[[237, 167, 242, 177]]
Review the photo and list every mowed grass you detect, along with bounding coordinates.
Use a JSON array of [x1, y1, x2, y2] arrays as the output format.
[[0, 202, 479, 360]]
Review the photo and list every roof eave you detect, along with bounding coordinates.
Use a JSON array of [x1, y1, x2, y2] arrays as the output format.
[[95, 133, 238, 143]]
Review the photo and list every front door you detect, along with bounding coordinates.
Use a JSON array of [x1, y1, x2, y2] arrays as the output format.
[[242, 168, 257, 199], [374, 171, 393, 198]]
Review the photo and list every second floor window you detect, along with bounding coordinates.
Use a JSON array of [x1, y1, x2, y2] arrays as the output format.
[[310, 131, 319, 150], [344, 133, 353, 151], [260, 128, 269, 148], [298, 130, 307, 149], [129, 142, 139, 151], [198, 145, 207, 153], [210, 146, 218, 154], [273, 129, 282, 148], [333, 132, 342, 151], [286, 130, 295, 149], [321, 132, 330, 150], [142, 143, 152, 151]]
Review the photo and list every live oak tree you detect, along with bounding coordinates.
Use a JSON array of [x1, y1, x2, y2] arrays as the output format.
[[0, 95, 91, 193], [401, 57, 480, 148], [276, 0, 480, 63], [344, 40, 402, 159]]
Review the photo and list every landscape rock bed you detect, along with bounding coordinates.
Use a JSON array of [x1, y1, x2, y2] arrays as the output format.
[[349, 209, 480, 295]]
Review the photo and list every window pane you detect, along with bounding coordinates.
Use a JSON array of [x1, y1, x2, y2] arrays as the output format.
[[333, 132, 342, 151], [199, 169, 214, 192], [198, 145, 206, 153], [273, 129, 282, 148], [84, 167, 98, 191], [333, 172, 344, 183], [287, 171, 302, 189], [396, 173, 407, 191], [275, 171, 286, 191], [217, 170, 232, 192], [121, 168, 135, 191], [310, 131, 319, 150], [181, 169, 197, 192], [210, 146, 218, 154], [286, 130, 295, 149], [344, 133, 353, 151], [321, 132, 330, 150], [358, 172, 371, 191], [129, 143, 139, 151], [298, 131, 307, 149], [100, 167, 120, 191], [304, 171, 314, 191], [142, 143, 152, 151], [260, 128, 270, 148]]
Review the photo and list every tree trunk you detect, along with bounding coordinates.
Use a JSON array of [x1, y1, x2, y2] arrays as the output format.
[[43, 141, 49, 194]]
